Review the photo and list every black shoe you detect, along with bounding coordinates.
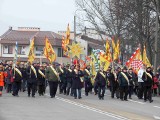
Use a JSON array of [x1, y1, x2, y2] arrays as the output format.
[[78, 97, 82, 99], [149, 100, 153, 103], [74, 97, 77, 99], [51, 96, 54, 98], [28, 94, 30, 97], [120, 99, 124, 101], [124, 99, 128, 101], [101, 97, 104, 100], [32, 95, 35, 98], [129, 97, 132, 99], [144, 100, 147, 102], [12, 93, 15, 96]]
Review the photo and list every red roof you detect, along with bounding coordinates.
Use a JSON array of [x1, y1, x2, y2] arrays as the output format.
[[0, 29, 63, 46]]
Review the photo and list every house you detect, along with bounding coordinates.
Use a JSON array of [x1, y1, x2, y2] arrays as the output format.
[[0, 27, 71, 64]]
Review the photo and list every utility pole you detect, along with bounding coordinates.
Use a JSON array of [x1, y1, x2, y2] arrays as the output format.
[[154, 0, 159, 73], [74, 15, 76, 42]]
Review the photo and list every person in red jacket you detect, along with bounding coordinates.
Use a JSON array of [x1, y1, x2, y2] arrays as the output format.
[[0, 63, 7, 96], [152, 72, 159, 96]]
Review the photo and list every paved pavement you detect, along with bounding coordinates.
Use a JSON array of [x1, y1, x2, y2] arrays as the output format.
[[0, 88, 160, 120]]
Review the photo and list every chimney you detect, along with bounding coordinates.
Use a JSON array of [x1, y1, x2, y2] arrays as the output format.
[[9, 26, 12, 30]]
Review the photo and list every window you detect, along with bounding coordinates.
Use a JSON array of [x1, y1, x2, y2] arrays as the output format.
[[3, 45, 13, 54], [57, 48, 63, 57], [18, 46, 26, 55], [35, 46, 44, 56]]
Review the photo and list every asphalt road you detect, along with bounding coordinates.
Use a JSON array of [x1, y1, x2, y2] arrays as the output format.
[[0, 88, 160, 120]]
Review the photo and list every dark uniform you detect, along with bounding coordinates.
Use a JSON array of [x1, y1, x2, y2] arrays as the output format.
[[19, 65, 27, 92], [37, 66, 45, 96], [128, 68, 137, 99], [66, 65, 73, 96], [58, 66, 67, 95], [26, 65, 37, 97], [142, 67, 153, 103], [118, 67, 130, 101], [72, 65, 84, 99], [12, 66, 22, 96], [83, 67, 92, 96], [106, 70, 116, 98], [95, 69, 106, 100]]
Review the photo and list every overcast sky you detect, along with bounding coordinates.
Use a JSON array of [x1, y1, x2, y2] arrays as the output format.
[[0, 0, 76, 35]]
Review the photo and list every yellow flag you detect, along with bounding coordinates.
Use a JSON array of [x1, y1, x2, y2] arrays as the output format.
[[66, 24, 70, 45], [28, 37, 35, 63], [90, 53, 96, 85], [113, 39, 120, 60], [44, 37, 56, 63], [143, 45, 151, 67], [100, 53, 111, 71]]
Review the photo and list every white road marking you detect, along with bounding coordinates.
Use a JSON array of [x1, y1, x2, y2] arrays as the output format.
[[153, 115, 160, 119], [128, 99, 146, 105], [45, 94, 130, 120], [106, 94, 146, 105], [154, 106, 160, 109]]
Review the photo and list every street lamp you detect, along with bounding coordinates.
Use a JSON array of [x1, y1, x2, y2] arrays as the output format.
[[74, 8, 86, 42]]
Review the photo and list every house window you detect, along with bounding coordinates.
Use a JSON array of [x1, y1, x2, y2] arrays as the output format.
[[18, 46, 26, 55], [57, 48, 63, 57], [35, 46, 44, 56], [3, 45, 13, 54]]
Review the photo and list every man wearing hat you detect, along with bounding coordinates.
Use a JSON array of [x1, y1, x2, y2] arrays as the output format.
[[65, 64, 73, 96], [95, 66, 107, 100], [83, 65, 92, 96], [118, 66, 131, 101], [142, 67, 153, 103], [106, 67, 116, 98], [45, 62, 59, 98], [26, 62, 37, 97]]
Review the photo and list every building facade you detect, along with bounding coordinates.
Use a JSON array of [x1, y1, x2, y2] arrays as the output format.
[[0, 27, 71, 64]]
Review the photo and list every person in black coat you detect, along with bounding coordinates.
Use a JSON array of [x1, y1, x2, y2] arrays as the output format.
[[66, 64, 73, 96], [26, 62, 37, 97], [37, 65, 45, 96], [106, 67, 116, 98], [12, 65, 23, 97], [72, 64, 84, 99], [19, 64, 27, 92], [118, 66, 131, 101], [83, 65, 92, 96], [142, 67, 153, 103], [128, 68, 137, 99], [95, 66, 107, 100]]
